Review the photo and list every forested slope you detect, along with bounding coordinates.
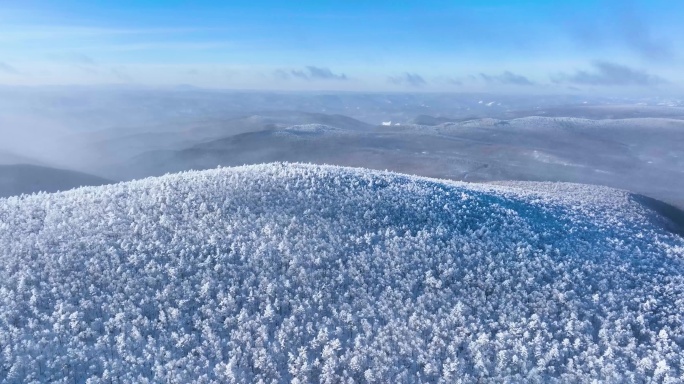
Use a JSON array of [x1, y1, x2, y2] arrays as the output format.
[[0, 163, 682, 382]]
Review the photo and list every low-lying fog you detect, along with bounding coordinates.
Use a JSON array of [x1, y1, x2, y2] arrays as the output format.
[[1, 86, 683, 208]]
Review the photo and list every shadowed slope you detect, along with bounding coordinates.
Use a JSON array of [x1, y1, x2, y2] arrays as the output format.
[[632, 194, 684, 237], [0, 164, 113, 198]]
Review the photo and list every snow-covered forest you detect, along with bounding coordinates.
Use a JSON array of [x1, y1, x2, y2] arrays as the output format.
[[1, 163, 683, 382]]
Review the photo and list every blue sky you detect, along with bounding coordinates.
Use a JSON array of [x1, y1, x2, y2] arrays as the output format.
[[0, 0, 682, 93]]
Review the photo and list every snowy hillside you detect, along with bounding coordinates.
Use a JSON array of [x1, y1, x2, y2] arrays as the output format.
[[1, 163, 683, 382]]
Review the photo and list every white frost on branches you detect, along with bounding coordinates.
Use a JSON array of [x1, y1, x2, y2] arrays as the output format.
[[0, 163, 683, 383]]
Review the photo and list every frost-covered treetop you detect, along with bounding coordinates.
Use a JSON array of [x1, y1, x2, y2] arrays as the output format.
[[0, 163, 683, 383]]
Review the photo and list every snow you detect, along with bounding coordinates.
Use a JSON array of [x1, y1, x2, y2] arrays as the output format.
[[530, 150, 579, 167], [284, 124, 340, 133], [456, 118, 505, 127], [0, 163, 683, 383], [273, 124, 345, 140]]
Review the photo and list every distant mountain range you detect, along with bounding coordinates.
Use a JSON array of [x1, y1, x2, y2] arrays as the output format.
[[1, 88, 683, 207], [100, 115, 684, 209]]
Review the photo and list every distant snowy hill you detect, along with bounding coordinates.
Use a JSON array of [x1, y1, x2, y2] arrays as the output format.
[[1, 163, 683, 382], [0, 164, 112, 198], [0, 151, 43, 166]]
